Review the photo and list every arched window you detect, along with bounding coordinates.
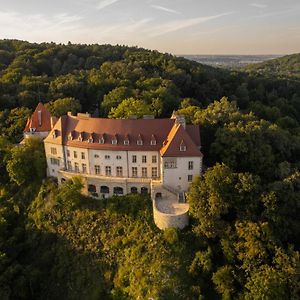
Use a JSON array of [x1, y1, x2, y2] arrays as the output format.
[[141, 187, 148, 195], [130, 187, 138, 194], [100, 186, 110, 194], [155, 192, 162, 199], [88, 184, 96, 193], [113, 187, 124, 195]]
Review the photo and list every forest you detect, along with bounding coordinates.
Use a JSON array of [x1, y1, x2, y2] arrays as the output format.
[[0, 39, 299, 299]]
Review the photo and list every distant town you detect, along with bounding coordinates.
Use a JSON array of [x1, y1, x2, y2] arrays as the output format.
[[182, 54, 283, 68]]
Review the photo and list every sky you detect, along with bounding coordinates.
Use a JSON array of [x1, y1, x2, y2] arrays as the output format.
[[0, 0, 299, 54]]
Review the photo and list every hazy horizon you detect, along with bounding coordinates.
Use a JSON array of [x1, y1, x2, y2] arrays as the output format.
[[0, 0, 299, 55]]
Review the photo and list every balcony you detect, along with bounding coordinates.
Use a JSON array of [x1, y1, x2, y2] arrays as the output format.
[[58, 168, 160, 184]]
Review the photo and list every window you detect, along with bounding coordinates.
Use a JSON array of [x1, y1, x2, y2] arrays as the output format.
[[113, 187, 123, 195], [99, 137, 104, 144], [164, 161, 177, 169], [152, 167, 158, 178], [142, 155, 147, 163], [105, 155, 110, 160], [50, 147, 57, 155], [67, 150, 70, 157], [112, 138, 117, 145], [141, 187, 148, 194], [81, 152, 85, 160], [105, 166, 111, 176], [150, 140, 156, 145], [142, 167, 147, 178], [100, 186, 109, 194], [94, 154, 99, 158], [131, 187, 138, 194], [82, 163, 87, 173], [116, 166, 123, 177], [50, 158, 60, 166], [67, 161, 72, 171], [137, 140, 143, 146], [132, 155, 137, 163], [152, 155, 157, 163], [74, 162, 79, 173], [124, 139, 129, 145], [188, 161, 194, 170], [88, 184, 96, 193], [188, 175, 193, 182], [132, 167, 138, 177], [180, 145, 186, 152], [95, 165, 100, 175], [116, 155, 122, 160], [74, 151, 77, 158]]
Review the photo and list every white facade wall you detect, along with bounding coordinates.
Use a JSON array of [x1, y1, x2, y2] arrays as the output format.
[[89, 149, 128, 177], [127, 151, 160, 179], [162, 156, 202, 191], [44, 142, 65, 177], [24, 131, 49, 139], [45, 142, 202, 196], [64, 146, 90, 174]]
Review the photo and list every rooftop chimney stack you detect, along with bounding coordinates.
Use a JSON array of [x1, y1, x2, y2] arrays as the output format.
[[38, 110, 42, 126], [175, 115, 186, 129]]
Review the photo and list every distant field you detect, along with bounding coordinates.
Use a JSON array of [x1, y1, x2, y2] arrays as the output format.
[[181, 54, 284, 68]]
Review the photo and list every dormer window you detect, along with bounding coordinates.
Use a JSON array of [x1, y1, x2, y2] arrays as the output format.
[[112, 135, 118, 145], [180, 140, 187, 152], [99, 135, 105, 144], [68, 132, 73, 141], [88, 133, 94, 143], [124, 135, 130, 145], [78, 132, 84, 142], [150, 134, 156, 145], [137, 134, 143, 146]]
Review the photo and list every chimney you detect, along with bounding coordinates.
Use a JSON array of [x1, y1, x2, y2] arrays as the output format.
[[38, 110, 42, 126], [175, 115, 186, 129]]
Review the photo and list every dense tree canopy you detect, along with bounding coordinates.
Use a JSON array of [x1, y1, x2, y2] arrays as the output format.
[[0, 40, 299, 299]]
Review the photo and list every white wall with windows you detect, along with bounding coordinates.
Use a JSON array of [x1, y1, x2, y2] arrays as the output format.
[[161, 156, 202, 191], [44, 143, 65, 177], [64, 146, 90, 175], [88, 149, 128, 177]]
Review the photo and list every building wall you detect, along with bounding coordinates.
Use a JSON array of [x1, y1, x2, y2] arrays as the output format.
[[24, 131, 49, 139], [161, 156, 202, 191], [65, 146, 90, 174], [44, 142, 65, 177], [127, 150, 160, 178], [88, 149, 128, 177]]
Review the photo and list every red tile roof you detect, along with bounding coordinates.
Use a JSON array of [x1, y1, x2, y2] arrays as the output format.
[[24, 102, 53, 133], [160, 123, 202, 157], [45, 114, 202, 157]]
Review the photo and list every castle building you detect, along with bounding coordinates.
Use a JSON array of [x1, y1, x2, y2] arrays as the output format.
[[23, 102, 57, 140], [43, 112, 203, 202]]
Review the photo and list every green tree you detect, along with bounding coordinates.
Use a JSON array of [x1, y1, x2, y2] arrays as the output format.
[[6, 138, 46, 185], [46, 97, 81, 117], [108, 98, 152, 119]]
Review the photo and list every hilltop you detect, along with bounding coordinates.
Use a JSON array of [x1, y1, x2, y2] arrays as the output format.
[[244, 53, 300, 80], [0, 40, 300, 299]]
